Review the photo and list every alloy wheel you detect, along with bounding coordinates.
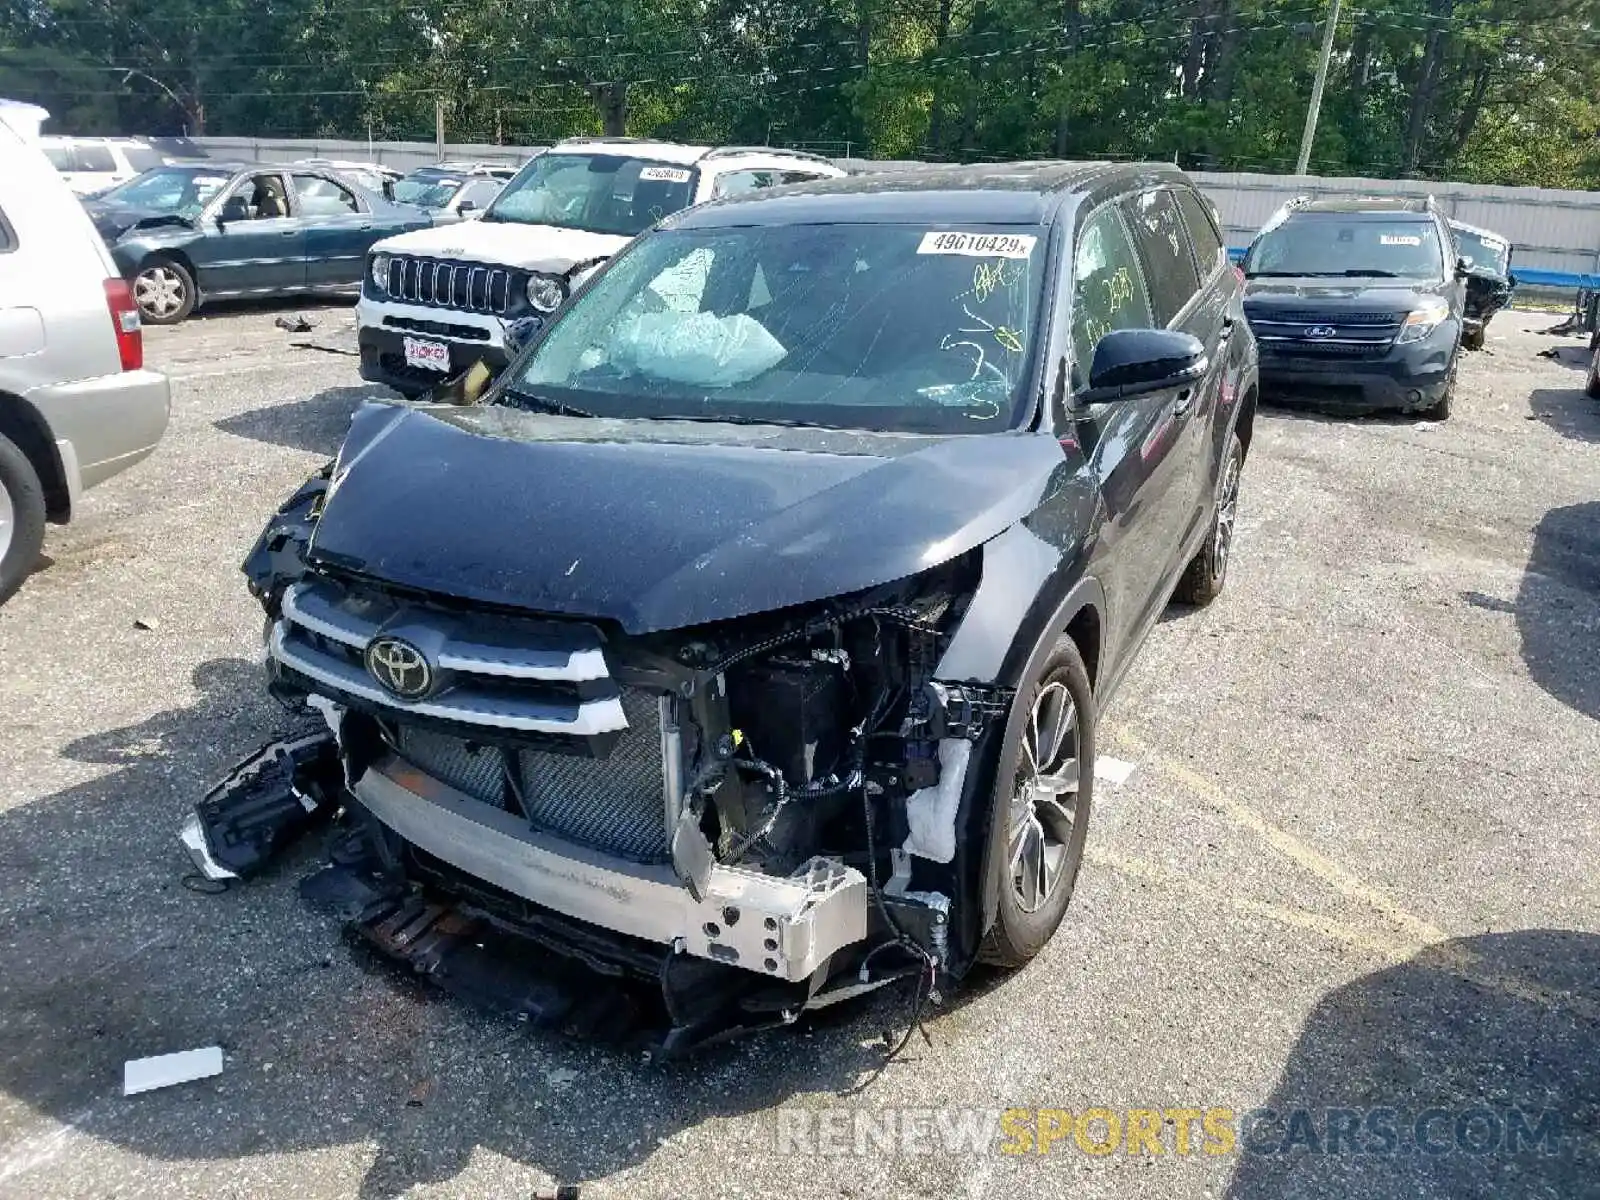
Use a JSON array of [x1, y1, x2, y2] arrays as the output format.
[[134, 266, 186, 320], [0, 479, 13, 564], [1007, 679, 1082, 914], [1214, 445, 1242, 577]]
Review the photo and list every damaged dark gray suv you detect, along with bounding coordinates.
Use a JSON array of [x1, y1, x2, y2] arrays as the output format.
[[220, 162, 1259, 1051]]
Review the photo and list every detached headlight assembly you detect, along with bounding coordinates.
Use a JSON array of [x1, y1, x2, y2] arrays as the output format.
[[1396, 297, 1450, 344], [525, 273, 566, 314], [369, 252, 391, 292]]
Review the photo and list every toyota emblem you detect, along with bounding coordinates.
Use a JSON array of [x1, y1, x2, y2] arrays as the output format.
[[1304, 325, 1337, 339], [366, 637, 432, 700]]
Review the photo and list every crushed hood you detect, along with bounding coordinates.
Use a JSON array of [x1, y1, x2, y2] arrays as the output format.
[[366, 218, 631, 273], [306, 401, 1066, 633], [81, 199, 194, 244]]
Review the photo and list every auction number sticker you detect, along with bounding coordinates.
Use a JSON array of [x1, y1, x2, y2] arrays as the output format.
[[639, 166, 692, 183], [1380, 234, 1422, 246], [918, 231, 1037, 259]]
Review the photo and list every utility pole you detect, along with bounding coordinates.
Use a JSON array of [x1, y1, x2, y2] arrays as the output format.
[[1294, 0, 1343, 177], [435, 96, 445, 163]]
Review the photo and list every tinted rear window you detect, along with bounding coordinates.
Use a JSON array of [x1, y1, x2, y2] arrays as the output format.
[[1123, 188, 1202, 324], [1175, 189, 1226, 276]]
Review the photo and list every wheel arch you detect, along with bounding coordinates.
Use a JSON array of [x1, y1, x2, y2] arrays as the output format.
[[948, 570, 1108, 973], [0, 390, 70, 522]]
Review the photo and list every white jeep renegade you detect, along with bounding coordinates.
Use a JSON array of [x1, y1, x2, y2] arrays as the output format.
[[356, 139, 845, 396]]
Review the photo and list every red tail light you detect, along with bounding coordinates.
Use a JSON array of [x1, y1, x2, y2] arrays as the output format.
[[103, 278, 143, 371], [1232, 265, 1246, 285]]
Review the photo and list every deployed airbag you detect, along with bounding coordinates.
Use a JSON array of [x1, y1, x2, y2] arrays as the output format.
[[612, 311, 786, 387]]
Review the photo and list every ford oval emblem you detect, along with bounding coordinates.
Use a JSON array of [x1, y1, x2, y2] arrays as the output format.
[[1304, 325, 1337, 339]]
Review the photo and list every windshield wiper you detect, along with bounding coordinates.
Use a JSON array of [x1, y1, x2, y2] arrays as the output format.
[[1334, 269, 1402, 277], [498, 386, 596, 418], [1249, 269, 1401, 279]]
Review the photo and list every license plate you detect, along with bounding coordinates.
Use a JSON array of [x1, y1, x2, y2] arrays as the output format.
[[402, 336, 451, 372]]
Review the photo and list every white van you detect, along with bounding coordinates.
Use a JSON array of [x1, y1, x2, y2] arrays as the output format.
[[0, 124, 170, 604], [38, 136, 166, 196], [356, 141, 844, 395]]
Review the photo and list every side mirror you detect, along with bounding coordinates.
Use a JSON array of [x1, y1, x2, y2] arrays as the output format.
[[217, 196, 250, 225], [456, 199, 476, 213], [1455, 256, 1473, 279], [1081, 329, 1208, 404], [1507, 272, 1518, 289]]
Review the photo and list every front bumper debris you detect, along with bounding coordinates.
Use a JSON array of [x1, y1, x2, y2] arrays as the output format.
[[180, 728, 340, 882], [353, 757, 870, 983]]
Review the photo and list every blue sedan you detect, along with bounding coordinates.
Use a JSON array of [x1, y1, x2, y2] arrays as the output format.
[[84, 162, 433, 324]]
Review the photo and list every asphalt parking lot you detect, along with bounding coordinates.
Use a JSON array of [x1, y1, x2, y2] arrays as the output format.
[[0, 304, 1596, 1199]]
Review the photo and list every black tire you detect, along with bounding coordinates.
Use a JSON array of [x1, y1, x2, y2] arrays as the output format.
[[1174, 431, 1243, 606], [1421, 351, 1458, 421], [133, 257, 196, 325], [978, 637, 1094, 969], [0, 431, 47, 607], [1586, 346, 1600, 400], [1462, 325, 1485, 351]]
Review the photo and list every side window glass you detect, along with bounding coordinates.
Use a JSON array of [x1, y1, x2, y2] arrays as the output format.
[[1071, 206, 1155, 391], [0, 201, 15, 252], [460, 181, 499, 208], [235, 174, 290, 219], [76, 144, 116, 172], [1121, 188, 1202, 325], [1174, 188, 1225, 278], [293, 174, 359, 217], [712, 169, 781, 198]]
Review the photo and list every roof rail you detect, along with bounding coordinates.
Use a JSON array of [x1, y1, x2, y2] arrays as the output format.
[[554, 136, 661, 146], [699, 146, 837, 165]]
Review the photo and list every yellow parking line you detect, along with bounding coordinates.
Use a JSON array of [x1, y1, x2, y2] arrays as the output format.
[[1102, 733, 1600, 1025], [1115, 729, 1448, 946]]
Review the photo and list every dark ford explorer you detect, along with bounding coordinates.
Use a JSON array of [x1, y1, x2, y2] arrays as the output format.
[[231, 162, 1260, 1049], [1243, 196, 1466, 420]]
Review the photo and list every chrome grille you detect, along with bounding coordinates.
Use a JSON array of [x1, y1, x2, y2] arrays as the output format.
[[269, 579, 624, 737], [1247, 306, 1406, 361], [388, 256, 512, 315]]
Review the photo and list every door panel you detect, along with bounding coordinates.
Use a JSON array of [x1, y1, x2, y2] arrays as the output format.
[[1119, 188, 1215, 591], [1069, 202, 1188, 657], [292, 173, 373, 287], [204, 173, 305, 294]]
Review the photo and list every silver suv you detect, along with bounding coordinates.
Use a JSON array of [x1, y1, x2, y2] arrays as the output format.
[[0, 124, 170, 604]]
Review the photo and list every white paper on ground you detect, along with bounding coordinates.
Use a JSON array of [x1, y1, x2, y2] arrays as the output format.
[[1094, 756, 1136, 787], [123, 1047, 224, 1096]]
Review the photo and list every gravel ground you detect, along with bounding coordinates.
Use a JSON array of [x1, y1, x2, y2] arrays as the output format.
[[0, 305, 1596, 1199]]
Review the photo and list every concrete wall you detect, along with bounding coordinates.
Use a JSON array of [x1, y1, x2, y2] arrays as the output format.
[[192, 137, 1600, 287]]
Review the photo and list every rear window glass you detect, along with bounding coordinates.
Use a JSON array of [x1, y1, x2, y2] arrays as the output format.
[[124, 147, 165, 172], [1123, 189, 1202, 324], [1175, 189, 1226, 275], [1246, 216, 1445, 280]]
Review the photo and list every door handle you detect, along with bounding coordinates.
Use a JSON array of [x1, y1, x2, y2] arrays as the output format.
[[280, 229, 299, 237]]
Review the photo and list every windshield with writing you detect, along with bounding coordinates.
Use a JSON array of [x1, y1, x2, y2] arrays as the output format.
[[1246, 217, 1444, 279], [484, 154, 696, 236], [505, 223, 1046, 434], [99, 167, 232, 217]]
